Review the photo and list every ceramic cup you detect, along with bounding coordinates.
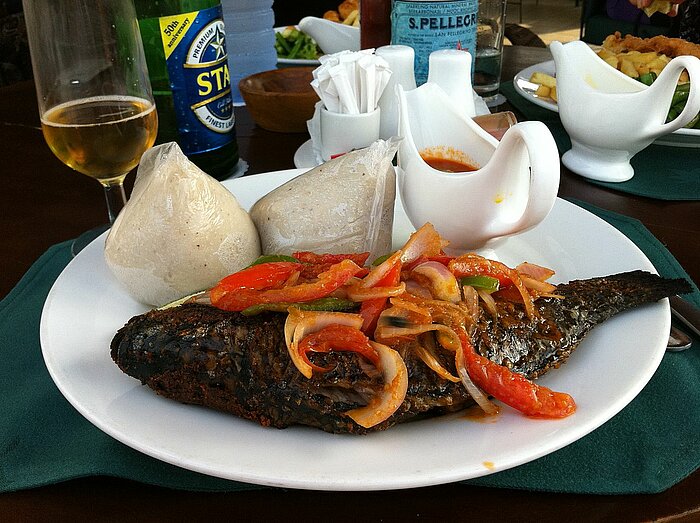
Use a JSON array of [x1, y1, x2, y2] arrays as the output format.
[[319, 106, 381, 161]]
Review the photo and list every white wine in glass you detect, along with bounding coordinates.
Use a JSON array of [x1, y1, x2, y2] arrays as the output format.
[[23, 0, 157, 252], [41, 95, 156, 186]]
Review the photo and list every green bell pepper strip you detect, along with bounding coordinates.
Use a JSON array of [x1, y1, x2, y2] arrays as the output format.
[[459, 275, 500, 293], [241, 297, 359, 316], [371, 253, 393, 266]]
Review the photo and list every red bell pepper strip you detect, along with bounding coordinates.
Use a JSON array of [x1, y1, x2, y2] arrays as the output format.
[[213, 262, 304, 294], [449, 255, 514, 288], [211, 259, 364, 312], [456, 328, 576, 419], [297, 324, 380, 372], [492, 286, 525, 303], [359, 261, 402, 335]]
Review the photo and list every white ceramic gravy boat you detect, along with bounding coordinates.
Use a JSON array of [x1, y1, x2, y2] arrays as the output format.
[[396, 82, 560, 251], [551, 40, 700, 183], [298, 17, 360, 55]]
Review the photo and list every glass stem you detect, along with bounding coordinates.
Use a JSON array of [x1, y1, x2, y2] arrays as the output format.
[[103, 181, 127, 225]]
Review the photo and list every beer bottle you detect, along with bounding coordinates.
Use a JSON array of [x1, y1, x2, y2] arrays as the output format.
[[133, 0, 239, 180]]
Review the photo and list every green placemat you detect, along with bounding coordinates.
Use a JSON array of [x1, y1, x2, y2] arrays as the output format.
[[0, 242, 261, 494], [1, 205, 698, 495], [500, 81, 700, 201]]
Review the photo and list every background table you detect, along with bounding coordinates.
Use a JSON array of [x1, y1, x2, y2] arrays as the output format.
[[1, 46, 698, 521]]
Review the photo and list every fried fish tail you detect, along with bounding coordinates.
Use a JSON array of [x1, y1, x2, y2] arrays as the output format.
[[474, 271, 692, 379]]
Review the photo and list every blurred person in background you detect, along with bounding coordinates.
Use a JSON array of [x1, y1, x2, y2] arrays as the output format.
[[624, 0, 699, 42]]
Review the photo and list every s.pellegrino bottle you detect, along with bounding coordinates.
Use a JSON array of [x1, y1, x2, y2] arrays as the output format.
[[133, 0, 239, 180], [391, 0, 478, 85]]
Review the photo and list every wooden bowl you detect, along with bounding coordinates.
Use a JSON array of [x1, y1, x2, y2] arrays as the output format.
[[238, 67, 319, 133]]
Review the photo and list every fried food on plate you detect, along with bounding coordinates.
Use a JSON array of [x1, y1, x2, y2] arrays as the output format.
[[323, 0, 360, 26], [323, 10, 341, 22], [597, 46, 673, 79], [338, 0, 359, 20], [602, 31, 700, 60]]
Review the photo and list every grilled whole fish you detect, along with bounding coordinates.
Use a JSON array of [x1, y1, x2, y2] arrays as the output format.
[[111, 271, 691, 434]]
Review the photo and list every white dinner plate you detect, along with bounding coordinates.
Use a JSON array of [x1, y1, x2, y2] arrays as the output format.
[[40, 169, 671, 491], [513, 60, 700, 148], [275, 26, 321, 66]]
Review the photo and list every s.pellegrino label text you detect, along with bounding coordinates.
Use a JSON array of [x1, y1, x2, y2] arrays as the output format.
[[391, 0, 478, 85], [157, 5, 233, 155]]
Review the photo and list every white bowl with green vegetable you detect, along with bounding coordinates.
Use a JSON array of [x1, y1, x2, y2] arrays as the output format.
[[275, 26, 322, 66]]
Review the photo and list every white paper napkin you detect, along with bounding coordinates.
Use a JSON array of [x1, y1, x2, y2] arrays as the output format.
[[311, 50, 391, 115], [308, 50, 392, 162]]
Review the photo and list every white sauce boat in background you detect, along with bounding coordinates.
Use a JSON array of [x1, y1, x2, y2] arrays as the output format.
[[298, 17, 360, 55]]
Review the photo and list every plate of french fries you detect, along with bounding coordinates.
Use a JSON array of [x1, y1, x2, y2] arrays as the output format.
[[513, 43, 699, 147]]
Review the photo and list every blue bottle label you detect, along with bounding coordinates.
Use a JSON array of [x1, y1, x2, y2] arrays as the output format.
[[158, 5, 234, 155], [391, 0, 478, 85]]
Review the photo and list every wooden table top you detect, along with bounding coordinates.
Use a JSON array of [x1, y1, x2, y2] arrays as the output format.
[[1, 45, 698, 522]]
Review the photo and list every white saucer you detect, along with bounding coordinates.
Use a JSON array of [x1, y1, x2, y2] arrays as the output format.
[[293, 139, 318, 169]]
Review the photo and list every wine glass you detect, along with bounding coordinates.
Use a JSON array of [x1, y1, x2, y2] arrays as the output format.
[[22, 0, 157, 254]]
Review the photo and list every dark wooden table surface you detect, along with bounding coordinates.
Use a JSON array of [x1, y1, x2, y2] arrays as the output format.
[[1, 45, 698, 522]]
